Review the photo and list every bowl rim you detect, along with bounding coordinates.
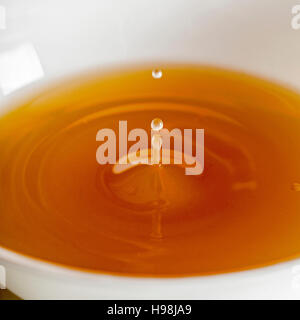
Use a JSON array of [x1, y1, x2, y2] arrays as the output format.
[[1, 244, 300, 284]]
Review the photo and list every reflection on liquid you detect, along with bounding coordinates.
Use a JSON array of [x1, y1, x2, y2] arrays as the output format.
[[0, 43, 44, 95]]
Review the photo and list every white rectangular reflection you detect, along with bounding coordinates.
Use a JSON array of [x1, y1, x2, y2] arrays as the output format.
[[0, 43, 44, 95]]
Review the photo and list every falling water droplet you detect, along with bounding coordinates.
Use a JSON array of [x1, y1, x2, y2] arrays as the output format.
[[292, 182, 300, 191], [152, 69, 163, 79]]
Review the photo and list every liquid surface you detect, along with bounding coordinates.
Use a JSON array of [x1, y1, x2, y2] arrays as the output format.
[[1, 66, 300, 277]]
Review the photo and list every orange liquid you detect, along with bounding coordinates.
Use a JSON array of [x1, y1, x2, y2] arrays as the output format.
[[1, 66, 300, 277]]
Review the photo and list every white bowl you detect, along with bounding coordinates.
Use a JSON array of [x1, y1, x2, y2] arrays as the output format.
[[1, 0, 300, 299]]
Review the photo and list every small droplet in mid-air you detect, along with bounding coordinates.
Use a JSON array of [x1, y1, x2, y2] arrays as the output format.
[[292, 182, 300, 191], [151, 118, 163, 131], [152, 69, 163, 79]]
